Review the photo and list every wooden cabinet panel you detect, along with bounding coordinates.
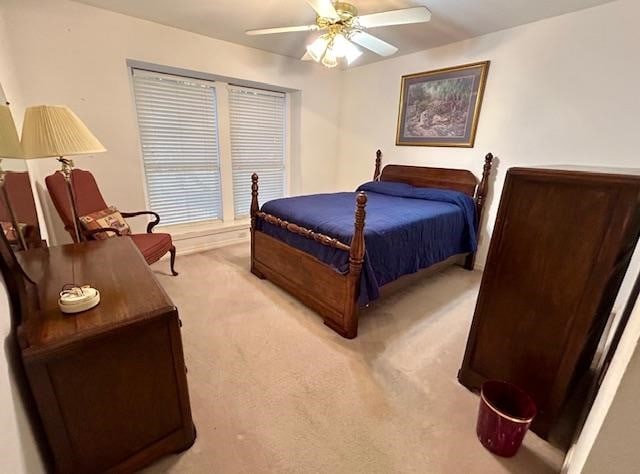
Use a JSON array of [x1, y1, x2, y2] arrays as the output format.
[[459, 167, 640, 437], [17, 238, 196, 473], [42, 318, 182, 472]]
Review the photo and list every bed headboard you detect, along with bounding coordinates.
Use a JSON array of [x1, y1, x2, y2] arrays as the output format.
[[373, 150, 493, 199], [373, 150, 493, 270], [380, 165, 478, 196]]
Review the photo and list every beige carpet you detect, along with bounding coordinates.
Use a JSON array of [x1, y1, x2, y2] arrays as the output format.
[[144, 243, 564, 473]]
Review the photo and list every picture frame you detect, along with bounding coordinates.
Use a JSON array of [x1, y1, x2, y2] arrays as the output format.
[[396, 61, 490, 147]]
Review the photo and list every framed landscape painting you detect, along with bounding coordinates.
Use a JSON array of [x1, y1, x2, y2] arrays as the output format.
[[396, 61, 490, 147]]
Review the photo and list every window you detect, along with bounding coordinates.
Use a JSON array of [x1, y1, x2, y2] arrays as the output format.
[[132, 67, 288, 226], [229, 86, 286, 219], [132, 69, 223, 225]]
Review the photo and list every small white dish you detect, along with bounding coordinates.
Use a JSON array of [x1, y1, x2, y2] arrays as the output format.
[[58, 286, 101, 314]]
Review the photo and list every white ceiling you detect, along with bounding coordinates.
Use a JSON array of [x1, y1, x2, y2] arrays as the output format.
[[73, 0, 616, 67]]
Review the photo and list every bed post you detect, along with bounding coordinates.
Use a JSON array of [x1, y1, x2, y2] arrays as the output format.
[[250, 173, 264, 278], [373, 149, 382, 181], [342, 191, 367, 338], [464, 153, 494, 270]]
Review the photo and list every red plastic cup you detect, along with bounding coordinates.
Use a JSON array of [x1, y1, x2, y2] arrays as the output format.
[[476, 380, 537, 457]]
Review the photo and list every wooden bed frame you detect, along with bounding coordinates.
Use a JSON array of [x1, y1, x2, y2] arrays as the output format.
[[250, 150, 493, 339]]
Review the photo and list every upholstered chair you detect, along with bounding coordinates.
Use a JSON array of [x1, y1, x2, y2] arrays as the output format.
[[0, 171, 42, 249], [45, 169, 178, 275]]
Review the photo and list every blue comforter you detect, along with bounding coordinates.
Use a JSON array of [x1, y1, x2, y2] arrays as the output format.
[[258, 181, 477, 305]]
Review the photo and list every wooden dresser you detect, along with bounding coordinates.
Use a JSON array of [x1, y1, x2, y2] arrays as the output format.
[[16, 238, 195, 473], [459, 166, 640, 438]]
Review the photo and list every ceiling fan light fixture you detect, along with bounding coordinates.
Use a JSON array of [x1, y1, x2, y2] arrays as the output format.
[[306, 35, 330, 62], [331, 34, 349, 57], [248, 2, 433, 65], [345, 45, 363, 65], [321, 47, 338, 68], [333, 33, 362, 65]]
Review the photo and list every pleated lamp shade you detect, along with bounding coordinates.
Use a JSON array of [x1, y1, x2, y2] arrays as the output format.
[[0, 104, 23, 159], [21, 105, 106, 159]]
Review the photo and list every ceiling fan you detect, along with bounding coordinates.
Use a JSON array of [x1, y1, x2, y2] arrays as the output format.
[[246, 0, 431, 68]]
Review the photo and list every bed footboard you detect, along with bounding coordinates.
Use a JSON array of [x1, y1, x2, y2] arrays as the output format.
[[250, 173, 367, 339]]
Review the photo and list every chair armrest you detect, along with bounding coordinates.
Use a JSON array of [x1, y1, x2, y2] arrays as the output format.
[[86, 227, 123, 239], [120, 210, 160, 233]]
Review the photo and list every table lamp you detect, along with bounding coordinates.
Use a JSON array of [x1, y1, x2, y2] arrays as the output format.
[[21, 105, 106, 242], [0, 104, 28, 250]]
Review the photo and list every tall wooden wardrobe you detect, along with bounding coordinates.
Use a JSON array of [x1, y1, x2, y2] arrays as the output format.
[[459, 166, 640, 437]]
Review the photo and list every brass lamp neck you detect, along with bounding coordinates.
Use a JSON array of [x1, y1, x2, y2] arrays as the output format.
[[57, 156, 75, 179]]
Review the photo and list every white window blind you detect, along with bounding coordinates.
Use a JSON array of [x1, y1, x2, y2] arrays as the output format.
[[132, 69, 222, 226], [229, 85, 286, 218]]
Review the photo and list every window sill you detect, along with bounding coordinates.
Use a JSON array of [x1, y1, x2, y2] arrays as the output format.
[[155, 218, 251, 257], [157, 218, 250, 240]]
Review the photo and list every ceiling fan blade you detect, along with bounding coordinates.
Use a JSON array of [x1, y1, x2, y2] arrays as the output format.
[[246, 24, 319, 35], [301, 52, 313, 61], [358, 6, 432, 28], [305, 0, 340, 21], [350, 31, 398, 56]]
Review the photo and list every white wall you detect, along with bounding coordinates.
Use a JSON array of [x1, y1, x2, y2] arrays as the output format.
[[577, 295, 640, 474], [0, 5, 24, 115], [337, 0, 640, 267], [0, 6, 49, 240], [1, 0, 343, 245], [0, 9, 25, 174], [563, 243, 640, 473], [0, 7, 45, 472]]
